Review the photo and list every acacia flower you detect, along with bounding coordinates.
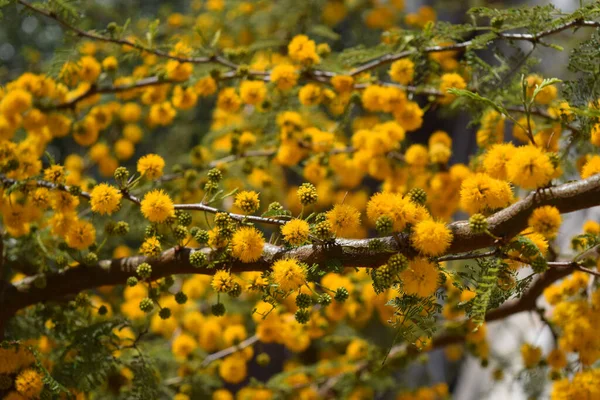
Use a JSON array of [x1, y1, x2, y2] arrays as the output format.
[[234, 191, 260, 214], [65, 219, 96, 250], [411, 219, 453, 256], [528, 206, 561, 238], [140, 189, 174, 223], [271, 258, 306, 292], [90, 183, 122, 215], [231, 226, 265, 263], [137, 153, 165, 180], [326, 203, 361, 237], [505, 145, 554, 189], [281, 219, 310, 246], [400, 258, 439, 298]]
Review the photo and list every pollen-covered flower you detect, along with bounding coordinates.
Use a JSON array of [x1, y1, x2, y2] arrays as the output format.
[[389, 58, 414, 85], [240, 80, 267, 106], [219, 354, 247, 384], [393, 101, 423, 132], [15, 368, 44, 399], [525, 74, 557, 105], [1, 89, 32, 117], [581, 155, 600, 179], [326, 203, 361, 237], [43, 165, 65, 184], [137, 153, 165, 180], [65, 219, 96, 249], [231, 226, 265, 262], [78, 56, 101, 82], [194, 76, 218, 97], [141, 189, 175, 223], [234, 191, 260, 214], [411, 220, 453, 256], [506, 145, 554, 189], [528, 206, 562, 238], [216, 88, 241, 113], [271, 258, 306, 292], [90, 183, 122, 215], [171, 333, 197, 359], [281, 219, 310, 246], [483, 143, 515, 180], [521, 343, 542, 368], [298, 84, 322, 106], [331, 75, 354, 93], [140, 236, 161, 256], [460, 173, 513, 214], [438, 73, 467, 104], [400, 258, 439, 297], [288, 35, 320, 65], [270, 64, 298, 90], [212, 270, 234, 292]]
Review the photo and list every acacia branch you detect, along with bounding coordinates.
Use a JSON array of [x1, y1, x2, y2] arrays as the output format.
[[200, 335, 258, 367], [3, 175, 600, 319]]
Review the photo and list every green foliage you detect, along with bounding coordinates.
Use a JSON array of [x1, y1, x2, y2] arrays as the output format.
[[468, 258, 500, 327]]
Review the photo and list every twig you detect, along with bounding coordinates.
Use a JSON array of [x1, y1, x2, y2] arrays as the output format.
[[200, 335, 258, 367]]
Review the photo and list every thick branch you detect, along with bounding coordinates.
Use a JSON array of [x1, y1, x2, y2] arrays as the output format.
[[4, 175, 600, 318]]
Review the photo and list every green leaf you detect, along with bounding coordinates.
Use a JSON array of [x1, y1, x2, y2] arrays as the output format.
[[447, 88, 509, 116], [309, 24, 340, 41]]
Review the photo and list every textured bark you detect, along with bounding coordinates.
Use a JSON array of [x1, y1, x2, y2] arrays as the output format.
[[2, 175, 600, 328]]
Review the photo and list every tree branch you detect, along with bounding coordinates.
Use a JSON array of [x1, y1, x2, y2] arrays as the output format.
[[3, 175, 600, 319]]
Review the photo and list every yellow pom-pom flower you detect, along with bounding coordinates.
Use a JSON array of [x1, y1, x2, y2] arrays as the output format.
[[400, 258, 439, 297], [482, 143, 515, 180], [172, 333, 197, 359], [389, 58, 414, 85], [65, 219, 96, 250], [15, 368, 44, 399], [270, 64, 298, 91], [240, 80, 267, 106], [411, 219, 453, 256], [528, 205, 561, 238], [326, 203, 361, 237], [90, 183, 122, 215], [271, 258, 306, 292], [219, 354, 247, 384], [460, 173, 513, 214], [581, 155, 600, 179], [288, 35, 320, 65], [140, 189, 175, 223], [137, 153, 165, 180], [234, 191, 260, 214], [231, 226, 265, 262], [281, 219, 310, 246], [212, 270, 233, 292], [506, 145, 554, 189]]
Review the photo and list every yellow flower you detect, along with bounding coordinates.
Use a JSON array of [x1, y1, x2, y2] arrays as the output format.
[[581, 155, 600, 179], [148, 101, 177, 126], [119, 102, 142, 123], [298, 83, 322, 106], [212, 270, 234, 292], [270, 64, 298, 91], [346, 339, 368, 361], [331, 75, 354, 93], [15, 368, 44, 399], [219, 354, 247, 384], [547, 348, 567, 370], [240, 80, 267, 106], [216, 88, 241, 113], [43, 164, 65, 184], [405, 144, 429, 169], [0, 347, 35, 374], [483, 143, 515, 180], [234, 190, 260, 214], [326, 203, 361, 237], [460, 173, 513, 214], [194, 76, 218, 97], [123, 124, 143, 143], [165, 60, 193, 82], [393, 101, 423, 132], [90, 183, 122, 215], [525, 74, 557, 105], [114, 138, 135, 160], [102, 56, 118, 71], [411, 219, 453, 256], [288, 35, 320, 65], [281, 219, 310, 246], [231, 226, 265, 262], [140, 236, 161, 256], [505, 145, 554, 189], [528, 206, 561, 238], [65, 219, 96, 250], [591, 123, 600, 147], [1, 89, 32, 117], [223, 324, 247, 347], [439, 72, 467, 104], [172, 86, 198, 110], [137, 154, 165, 180], [400, 258, 439, 297], [72, 117, 100, 147], [172, 333, 197, 359], [78, 56, 101, 82], [389, 59, 414, 85], [213, 389, 234, 400], [140, 189, 175, 223], [271, 258, 306, 292], [521, 343, 542, 368]]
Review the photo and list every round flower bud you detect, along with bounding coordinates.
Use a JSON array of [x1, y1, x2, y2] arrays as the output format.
[[256, 353, 270, 367], [127, 276, 138, 287], [75, 293, 90, 307], [318, 293, 332, 306], [139, 298, 154, 313], [207, 168, 222, 182], [175, 291, 188, 304], [368, 239, 384, 251], [145, 225, 158, 238], [388, 253, 408, 274], [159, 307, 171, 320], [531, 257, 548, 273], [189, 251, 207, 268], [176, 211, 192, 226], [268, 202, 283, 211], [211, 302, 226, 316], [295, 293, 313, 309], [334, 287, 349, 302], [294, 309, 310, 324], [314, 221, 332, 240], [408, 187, 427, 205], [469, 214, 488, 233], [136, 262, 152, 279], [83, 252, 98, 265], [376, 215, 393, 234], [173, 225, 188, 241], [114, 166, 130, 186], [228, 282, 242, 298], [297, 183, 318, 205], [161, 275, 175, 291], [204, 181, 219, 193], [192, 228, 209, 244], [68, 185, 82, 197], [114, 221, 130, 235], [214, 212, 231, 229]]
